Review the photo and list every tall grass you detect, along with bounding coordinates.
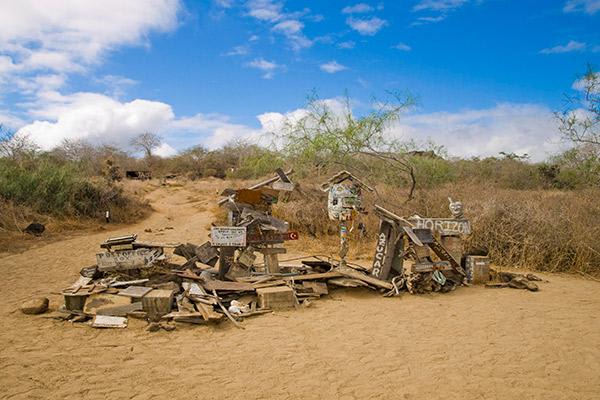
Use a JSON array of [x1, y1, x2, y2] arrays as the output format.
[[274, 180, 600, 275], [0, 158, 149, 229]]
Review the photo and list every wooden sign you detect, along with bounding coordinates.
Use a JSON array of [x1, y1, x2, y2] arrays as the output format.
[[246, 230, 299, 244], [408, 217, 471, 235], [211, 226, 247, 247], [96, 248, 163, 272], [371, 220, 397, 280]]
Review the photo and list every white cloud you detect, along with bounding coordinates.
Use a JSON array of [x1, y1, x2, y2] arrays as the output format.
[[540, 40, 587, 54], [346, 17, 388, 36], [272, 19, 312, 50], [224, 45, 250, 56], [320, 61, 348, 73], [256, 99, 562, 162], [394, 103, 561, 161], [15, 91, 174, 151], [342, 3, 374, 14], [272, 19, 303, 34], [152, 142, 178, 157], [563, 0, 600, 14], [170, 113, 264, 149], [412, 15, 447, 25], [95, 75, 139, 98], [246, 0, 284, 22], [246, 2, 312, 51], [13, 91, 265, 153], [413, 0, 469, 12], [0, 0, 180, 93], [246, 58, 280, 79], [338, 41, 356, 49], [393, 42, 412, 51]]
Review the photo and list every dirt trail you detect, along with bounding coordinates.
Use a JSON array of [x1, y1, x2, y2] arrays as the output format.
[[1, 181, 599, 400]]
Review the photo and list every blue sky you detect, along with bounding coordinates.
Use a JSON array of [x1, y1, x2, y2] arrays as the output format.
[[1, 0, 599, 160]]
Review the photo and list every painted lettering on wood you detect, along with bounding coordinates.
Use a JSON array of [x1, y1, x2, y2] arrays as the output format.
[[408, 218, 471, 235]]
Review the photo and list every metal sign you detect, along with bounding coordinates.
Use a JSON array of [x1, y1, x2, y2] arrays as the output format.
[[211, 226, 247, 247], [408, 218, 471, 235]]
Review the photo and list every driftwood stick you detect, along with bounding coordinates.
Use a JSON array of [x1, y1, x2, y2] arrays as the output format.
[[211, 289, 244, 330]]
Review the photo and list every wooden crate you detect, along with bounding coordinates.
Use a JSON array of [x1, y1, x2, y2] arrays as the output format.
[[256, 286, 295, 310], [142, 289, 174, 320]]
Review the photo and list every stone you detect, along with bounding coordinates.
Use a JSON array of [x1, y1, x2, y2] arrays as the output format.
[[21, 297, 49, 315], [146, 322, 161, 332]]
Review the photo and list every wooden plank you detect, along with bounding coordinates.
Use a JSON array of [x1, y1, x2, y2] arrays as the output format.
[[371, 220, 396, 280], [118, 286, 153, 298], [96, 302, 143, 317], [91, 315, 127, 328], [282, 271, 342, 281], [338, 267, 393, 290], [202, 279, 255, 292]]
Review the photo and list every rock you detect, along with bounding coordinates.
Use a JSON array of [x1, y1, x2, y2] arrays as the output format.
[[160, 323, 176, 331], [21, 297, 49, 314], [146, 322, 161, 332], [24, 222, 45, 236]]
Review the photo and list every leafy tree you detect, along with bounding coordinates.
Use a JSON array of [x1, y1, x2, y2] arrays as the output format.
[[271, 93, 418, 200]]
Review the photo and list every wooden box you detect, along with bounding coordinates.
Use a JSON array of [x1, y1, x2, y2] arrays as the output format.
[[465, 256, 490, 284], [256, 286, 295, 310], [142, 289, 174, 320]]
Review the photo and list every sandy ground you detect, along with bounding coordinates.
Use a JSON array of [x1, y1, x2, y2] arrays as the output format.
[[1, 181, 599, 400]]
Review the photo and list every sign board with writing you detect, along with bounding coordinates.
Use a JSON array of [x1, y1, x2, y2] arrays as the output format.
[[96, 248, 164, 272], [408, 218, 471, 236], [211, 226, 247, 247], [371, 220, 397, 280]]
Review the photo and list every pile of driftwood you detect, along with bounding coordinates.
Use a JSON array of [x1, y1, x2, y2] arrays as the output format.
[[48, 233, 396, 331]]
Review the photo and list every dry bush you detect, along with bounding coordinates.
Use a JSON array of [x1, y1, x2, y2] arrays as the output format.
[[275, 180, 600, 275]]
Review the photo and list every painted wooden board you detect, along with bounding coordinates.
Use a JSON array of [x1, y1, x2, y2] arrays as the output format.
[[210, 226, 246, 247], [408, 217, 471, 235], [91, 315, 128, 328], [96, 248, 164, 272]]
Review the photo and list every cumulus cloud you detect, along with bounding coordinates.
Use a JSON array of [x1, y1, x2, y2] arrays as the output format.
[[393, 103, 561, 161], [246, 58, 280, 79], [15, 91, 174, 151], [246, 0, 284, 22], [346, 17, 388, 36], [320, 61, 348, 73], [563, 0, 600, 14], [0, 0, 180, 92], [540, 40, 587, 54], [255, 99, 562, 161], [342, 3, 374, 14], [13, 91, 267, 154], [170, 113, 264, 149], [271, 19, 312, 50]]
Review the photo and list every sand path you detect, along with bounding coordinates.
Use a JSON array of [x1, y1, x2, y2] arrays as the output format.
[[1, 181, 599, 399]]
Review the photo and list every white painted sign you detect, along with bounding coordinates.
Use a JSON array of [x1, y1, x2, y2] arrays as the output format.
[[211, 226, 247, 247], [408, 218, 471, 235]]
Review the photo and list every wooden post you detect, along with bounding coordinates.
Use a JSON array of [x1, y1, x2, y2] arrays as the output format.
[[371, 220, 400, 280], [259, 246, 286, 274], [218, 246, 235, 280]]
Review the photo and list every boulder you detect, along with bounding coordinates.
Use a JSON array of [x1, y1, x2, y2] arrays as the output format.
[[21, 297, 49, 315]]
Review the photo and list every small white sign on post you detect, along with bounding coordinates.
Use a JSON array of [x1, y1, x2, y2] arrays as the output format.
[[211, 226, 247, 247]]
